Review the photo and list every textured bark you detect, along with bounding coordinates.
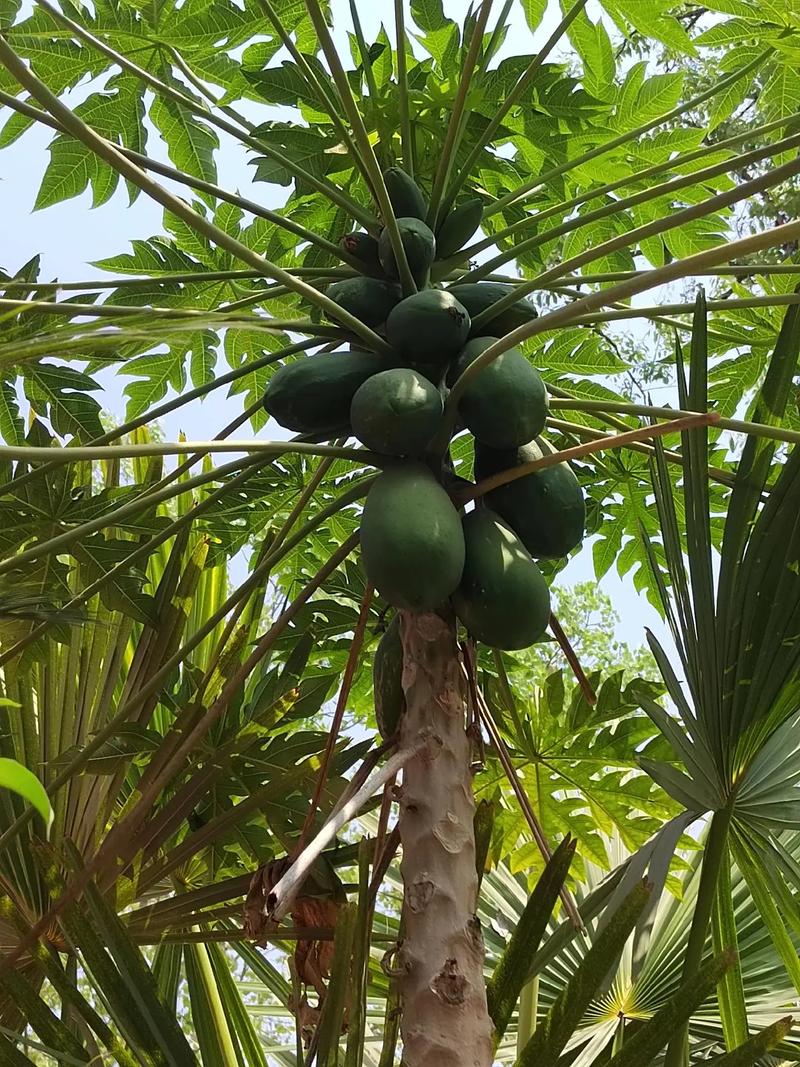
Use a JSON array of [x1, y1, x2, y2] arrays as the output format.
[[397, 610, 493, 1067]]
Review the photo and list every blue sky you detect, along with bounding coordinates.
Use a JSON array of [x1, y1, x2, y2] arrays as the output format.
[[1, 0, 666, 650]]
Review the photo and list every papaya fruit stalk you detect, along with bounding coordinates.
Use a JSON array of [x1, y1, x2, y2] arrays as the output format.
[[396, 609, 493, 1067]]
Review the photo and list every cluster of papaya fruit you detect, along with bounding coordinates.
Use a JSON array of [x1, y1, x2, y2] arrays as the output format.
[[262, 168, 586, 736]]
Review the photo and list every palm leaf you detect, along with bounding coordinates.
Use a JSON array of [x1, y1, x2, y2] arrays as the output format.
[[516, 882, 652, 1067], [487, 836, 576, 1043]]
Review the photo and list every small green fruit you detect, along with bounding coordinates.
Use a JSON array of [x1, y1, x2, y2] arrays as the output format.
[[436, 198, 483, 258], [383, 166, 428, 221], [340, 232, 384, 278], [448, 281, 538, 336], [326, 277, 401, 327], [452, 506, 551, 650], [449, 336, 548, 449], [374, 614, 405, 740], [350, 368, 443, 457], [474, 437, 586, 559], [386, 289, 471, 366], [263, 349, 387, 434], [378, 217, 436, 287], [360, 464, 465, 612]]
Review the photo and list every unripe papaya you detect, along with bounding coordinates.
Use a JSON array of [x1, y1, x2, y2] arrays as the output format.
[[360, 464, 465, 612], [386, 289, 471, 366], [326, 277, 401, 327], [448, 336, 548, 448], [378, 217, 436, 287], [350, 368, 443, 456], [339, 232, 384, 278], [407, 360, 447, 387], [436, 198, 484, 258], [474, 437, 586, 559], [374, 614, 405, 739], [263, 349, 387, 434], [383, 166, 427, 221], [452, 506, 551, 650], [447, 281, 538, 336]]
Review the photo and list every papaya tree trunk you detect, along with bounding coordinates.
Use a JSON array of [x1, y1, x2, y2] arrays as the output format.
[[397, 610, 493, 1067]]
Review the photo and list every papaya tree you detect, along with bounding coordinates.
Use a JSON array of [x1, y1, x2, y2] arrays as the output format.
[[1, 1, 800, 1065]]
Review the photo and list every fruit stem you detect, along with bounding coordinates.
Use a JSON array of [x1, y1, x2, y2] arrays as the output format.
[[0, 86, 351, 259], [463, 413, 718, 503], [426, 0, 495, 231], [439, 0, 589, 218], [394, 0, 415, 176], [305, 0, 419, 297], [463, 129, 800, 286], [555, 291, 800, 330], [549, 398, 800, 450], [32, 0, 380, 231], [456, 108, 800, 265], [462, 644, 583, 929], [0, 297, 348, 333], [0, 38, 393, 352], [0, 439, 380, 465], [554, 264, 800, 282], [549, 615, 597, 706], [259, 0, 379, 197], [484, 49, 771, 217], [296, 585, 375, 852], [349, 0, 392, 168], [469, 152, 800, 331], [442, 213, 800, 415], [546, 416, 737, 489], [0, 337, 320, 503]]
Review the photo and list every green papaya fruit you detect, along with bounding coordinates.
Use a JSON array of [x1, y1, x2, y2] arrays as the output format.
[[452, 506, 550, 650], [447, 282, 538, 336], [436, 198, 484, 258], [383, 166, 428, 221], [263, 349, 388, 434], [339, 232, 384, 278], [386, 289, 471, 366], [360, 464, 465, 611], [326, 277, 401, 327], [374, 614, 405, 739], [448, 336, 548, 448], [378, 217, 436, 287], [350, 368, 443, 456], [474, 437, 586, 559], [407, 360, 447, 386]]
